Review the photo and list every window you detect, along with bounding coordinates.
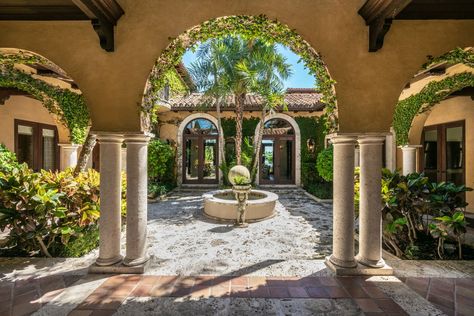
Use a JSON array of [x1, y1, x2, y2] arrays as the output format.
[[14, 119, 58, 171]]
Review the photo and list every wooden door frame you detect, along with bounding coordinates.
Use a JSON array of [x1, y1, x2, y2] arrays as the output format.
[[14, 119, 59, 171], [182, 134, 219, 184]]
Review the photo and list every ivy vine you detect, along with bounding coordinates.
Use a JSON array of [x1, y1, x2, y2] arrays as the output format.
[[144, 15, 337, 133], [0, 52, 90, 144], [423, 47, 474, 69], [394, 72, 474, 145]]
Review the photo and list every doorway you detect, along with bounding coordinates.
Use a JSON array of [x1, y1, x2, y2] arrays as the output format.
[[421, 120, 465, 187], [260, 118, 295, 184], [182, 118, 219, 184]]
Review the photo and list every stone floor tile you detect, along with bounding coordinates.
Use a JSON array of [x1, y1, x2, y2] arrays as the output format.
[[306, 286, 330, 298], [354, 298, 383, 313], [90, 310, 118, 316], [68, 310, 93, 316], [435, 304, 455, 316], [288, 286, 309, 298], [427, 292, 455, 310]]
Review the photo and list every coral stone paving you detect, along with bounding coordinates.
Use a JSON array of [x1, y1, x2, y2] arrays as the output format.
[[145, 188, 333, 276]]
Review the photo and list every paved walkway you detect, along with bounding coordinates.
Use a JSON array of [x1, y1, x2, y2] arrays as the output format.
[[1, 189, 474, 315]]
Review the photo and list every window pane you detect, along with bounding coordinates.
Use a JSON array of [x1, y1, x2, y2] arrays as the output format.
[[42, 128, 56, 170], [185, 118, 218, 135], [203, 139, 217, 180], [446, 126, 463, 185], [264, 118, 294, 135], [423, 129, 438, 183], [17, 125, 34, 167]]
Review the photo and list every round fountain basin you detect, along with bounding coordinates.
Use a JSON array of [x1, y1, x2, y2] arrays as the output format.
[[203, 189, 278, 222]]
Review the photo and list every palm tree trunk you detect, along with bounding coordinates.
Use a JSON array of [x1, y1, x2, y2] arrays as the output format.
[[215, 97, 226, 182], [235, 93, 245, 165], [74, 133, 96, 176], [250, 107, 267, 182]]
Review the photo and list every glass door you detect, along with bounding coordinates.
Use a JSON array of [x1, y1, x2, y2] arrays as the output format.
[[422, 121, 465, 190]]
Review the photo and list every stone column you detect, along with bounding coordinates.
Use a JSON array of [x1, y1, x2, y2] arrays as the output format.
[[123, 134, 150, 266], [356, 136, 385, 268], [400, 145, 417, 175], [58, 143, 80, 170], [327, 136, 358, 268], [354, 146, 360, 168], [95, 133, 123, 266]]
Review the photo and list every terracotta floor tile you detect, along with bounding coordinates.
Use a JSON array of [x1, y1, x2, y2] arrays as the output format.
[[210, 285, 231, 297], [140, 276, 162, 285], [427, 293, 454, 310], [248, 276, 266, 288], [230, 286, 249, 298], [230, 276, 248, 287], [268, 286, 290, 298], [190, 285, 211, 298], [455, 278, 474, 289], [297, 277, 321, 287], [90, 310, 118, 316], [319, 277, 339, 287], [77, 294, 124, 310], [336, 277, 362, 288], [457, 302, 474, 316], [374, 299, 408, 314], [248, 286, 270, 298], [456, 284, 474, 301], [288, 287, 309, 298], [344, 286, 370, 298], [325, 286, 350, 298], [168, 284, 192, 297], [130, 284, 154, 297], [435, 304, 455, 316], [306, 287, 330, 298], [13, 289, 40, 305], [68, 310, 93, 316], [354, 298, 382, 313], [266, 277, 288, 287], [150, 283, 175, 297], [40, 288, 64, 304], [362, 286, 388, 299]]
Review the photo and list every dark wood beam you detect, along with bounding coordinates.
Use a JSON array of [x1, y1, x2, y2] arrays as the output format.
[[72, 0, 124, 52], [358, 0, 413, 52], [0, 5, 87, 20], [396, 0, 474, 19]]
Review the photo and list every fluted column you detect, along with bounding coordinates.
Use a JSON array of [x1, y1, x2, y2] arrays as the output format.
[[123, 134, 150, 266], [400, 145, 417, 175], [95, 133, 123, 266], [356, 136, 385, 268], [327, 136, 358, 268]]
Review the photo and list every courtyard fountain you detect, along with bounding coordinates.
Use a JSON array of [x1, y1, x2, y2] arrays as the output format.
[[203, 165, 278, 224]]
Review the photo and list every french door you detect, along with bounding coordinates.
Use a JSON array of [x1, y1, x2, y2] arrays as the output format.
[[260, 136, 295, 184], [421, 121, 465, 187], [183, 135, 218, 184], [14, 119, 59, 171]]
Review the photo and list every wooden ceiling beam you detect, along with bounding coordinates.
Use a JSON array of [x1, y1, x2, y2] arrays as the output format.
[[359, 0, 413, 52]]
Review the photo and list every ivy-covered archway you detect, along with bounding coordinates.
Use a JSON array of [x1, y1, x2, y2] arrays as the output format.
[[393, 48, 474, 145], [143, 15, 337, 133], [0, 50, 90, 144]]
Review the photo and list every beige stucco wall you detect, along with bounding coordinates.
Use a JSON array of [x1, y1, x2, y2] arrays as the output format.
[[0, 95, 70, 151], [398, 96, 474, 212], [0, 0, 472, 134]]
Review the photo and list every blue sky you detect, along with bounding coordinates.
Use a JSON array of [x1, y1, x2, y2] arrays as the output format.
[[181, 43, 315, 89]]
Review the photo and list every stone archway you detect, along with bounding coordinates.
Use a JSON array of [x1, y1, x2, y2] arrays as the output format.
[[177, 112, 223, 185], [254, 113, 301, 186]]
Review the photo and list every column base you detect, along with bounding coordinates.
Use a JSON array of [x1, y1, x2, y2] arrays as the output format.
[[327, 254, 358, 268], [89, 259, 150, 274], [123, 255, 150, 267], [95, 255, 123, 267], [356, 254, 386, 268], [325, 256, 393, 276]]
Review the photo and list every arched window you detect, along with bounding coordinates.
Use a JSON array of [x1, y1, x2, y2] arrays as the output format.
[[184, 118, 218, 135]]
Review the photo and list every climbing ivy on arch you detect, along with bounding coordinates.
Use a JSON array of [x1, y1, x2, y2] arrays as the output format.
[[0, 52, 90, 144], [393, 48, 474, 145], [144, 15, 337, 133]]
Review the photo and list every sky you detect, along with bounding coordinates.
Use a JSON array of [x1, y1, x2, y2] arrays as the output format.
[[181, 43, 315, 89]]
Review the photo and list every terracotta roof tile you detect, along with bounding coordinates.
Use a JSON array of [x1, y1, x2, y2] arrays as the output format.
[[168, 90, 325, 111]]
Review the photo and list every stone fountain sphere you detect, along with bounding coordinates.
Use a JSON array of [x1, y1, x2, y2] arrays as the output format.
[[228, 165, 251, 185]]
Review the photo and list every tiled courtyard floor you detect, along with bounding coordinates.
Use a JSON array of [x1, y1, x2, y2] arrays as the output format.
[[0, 189, 474, 315]]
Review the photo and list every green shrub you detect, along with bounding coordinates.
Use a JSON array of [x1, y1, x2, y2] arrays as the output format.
[[0, 144, 21, 173], [316, 146, 333, 182], [0, 166, 127, 257], [305, 182, 332, 199], [148, 139, 175, 184]]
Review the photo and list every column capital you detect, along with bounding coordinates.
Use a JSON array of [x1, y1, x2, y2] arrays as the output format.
[[58, 143, 81, 149], [398, 144, 422, 150], [93, 132, 124, 144], [330, 135, 358, 145], [357, 135, 385, 145], [124, 132, 153, 144]]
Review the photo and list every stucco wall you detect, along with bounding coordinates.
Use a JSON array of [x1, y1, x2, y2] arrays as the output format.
[[1, 0, 472, 134], [399, 96, 474, 212], [0, 95, 70, 151]]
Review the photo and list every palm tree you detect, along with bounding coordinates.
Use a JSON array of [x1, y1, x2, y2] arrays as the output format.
[[189, 36, 292, 176]]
